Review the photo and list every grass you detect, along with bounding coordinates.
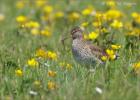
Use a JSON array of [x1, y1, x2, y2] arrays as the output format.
[[0, 0, 140, 100]]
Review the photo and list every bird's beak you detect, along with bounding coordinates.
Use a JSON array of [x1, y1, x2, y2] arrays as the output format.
[[61, 36, 71, 43], [60, 36, 71, 49]]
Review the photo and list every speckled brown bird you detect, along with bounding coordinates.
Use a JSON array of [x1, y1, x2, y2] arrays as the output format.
[[71, 27, 107, 68]]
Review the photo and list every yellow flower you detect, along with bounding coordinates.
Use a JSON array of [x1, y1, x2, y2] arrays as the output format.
[[59, 62, 72, 70], [111, 44, 121, 50], [31, 28, 40, 35], [55, 11, 64, 18], [0, 13, 5, 21], [106, 49, 116, 60], [35, 0, 46, 7], [48, 70, 57, 77], [106, 49, 114, 55], [15, 69, 23, 77], [135, 17, 140, 24], [47, 81, 57, 90], [27, 58, 39, 68], [106, 1, 116, 8], [101, 56, 108, 61], [25, 21, 40, 29], [36, 49, 48, 58], [105, 9, 122, 20], [109, 54, 116, 60], [124, 22, 133, 30], [101, 28, 108, 33], [66, 64, 72, 70], [5, 96, 12, 100], [133, 62, 140, 69], [16, 15, 27, 24], [59, 62, 65, 69], [47, 51, 57, 60], [69, 12, 80, 21], [43, 5, 53, 14], [36, 49, 57, 60], [88, 32, 99, 40], [133, 61, 140, 74], [41, 15, 49, 21], [133, 28, 140, 36], [92, 21, 102, 28], [16, 1, 25, 9], [131, 12, 140, 24], [125, 27, 140, 36], [95, 12, 103, 20], [131, 12, 139, 19], [40, 29, 51, 37], [111, 20, 123, 29], [82, 7, 93, 16], [126, 32, 134, 36], [81, 22, 89, 27], [34, 80, 41, 87]]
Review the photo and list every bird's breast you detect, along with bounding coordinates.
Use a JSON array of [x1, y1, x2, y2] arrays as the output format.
[[72, 39, 97, 65]]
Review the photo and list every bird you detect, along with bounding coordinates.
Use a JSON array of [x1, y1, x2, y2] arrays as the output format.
[[71, 26, 108, 68]]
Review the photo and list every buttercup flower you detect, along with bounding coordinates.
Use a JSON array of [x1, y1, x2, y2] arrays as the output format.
[[95, 12, 103, 20], [27, 58, 39, 68], [131, 12, 139, 19], [16, 15, 27, 24], [48, 70, 57, 77], [35, 0, 46, 7], [40, 28, 51, 37], [105, 9, 122, 20], [66, 64, 72, 70], [133, 61, 140, 74], [43, 5, 53, 14], [81, 22, 89, 27], [47, 51, 57, 60], [59, 62, 65, 69], [92, 21, 102, 28], [106, 49, 116, 60], [131, 12, 140, 24], [33, 80, 41, 88], [82, 7, 93, 16], [16, 1, 25, 9], [100, 28, 108, 33], [88, 31, 99, 40], [25, 21, 40, 29], [15, 69, 23, 77], [59, 62, 72, 70], [111, 44, 121, 50], [106, 1, 116, 8], [47, 81, 57, 90], [36, 49, 48, 58], [101, 56, 108, 61], [111, 20, 123, 29], [69, 12, 80, 21], [55, 11, 64, 18], [31, 28, 40, 35]]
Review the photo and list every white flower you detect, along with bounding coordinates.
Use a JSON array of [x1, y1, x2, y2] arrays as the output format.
[[44, 62, 50, 67], [95, 87, 103, 94], [29, 90, 38, 96]]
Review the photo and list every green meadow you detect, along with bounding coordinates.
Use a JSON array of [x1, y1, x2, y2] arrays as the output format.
[[0, 0, 140, 100]]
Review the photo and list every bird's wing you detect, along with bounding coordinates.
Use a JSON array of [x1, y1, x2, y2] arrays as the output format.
[[88, 43, 107, 59]]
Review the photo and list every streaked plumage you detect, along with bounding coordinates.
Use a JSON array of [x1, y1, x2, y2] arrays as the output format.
[[71, 27, 107, 67]]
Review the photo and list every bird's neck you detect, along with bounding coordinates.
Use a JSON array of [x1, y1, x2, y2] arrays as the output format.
[[73, 35, 83, 40]]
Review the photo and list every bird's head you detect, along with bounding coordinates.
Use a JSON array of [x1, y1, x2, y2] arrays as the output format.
[[71, 27, 83, 40]]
